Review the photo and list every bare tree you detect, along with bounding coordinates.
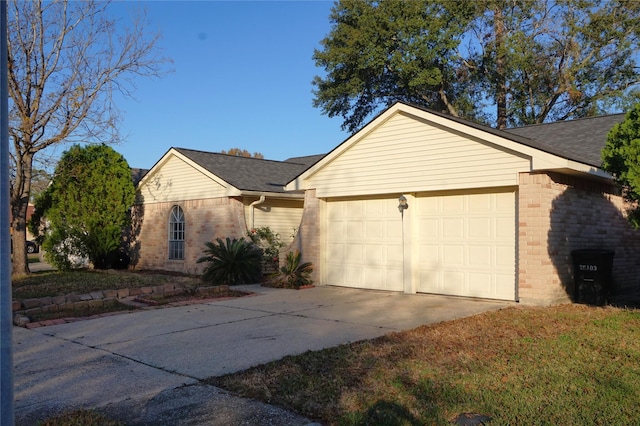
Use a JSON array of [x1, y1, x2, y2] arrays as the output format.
[[7, 0, 171, 275]]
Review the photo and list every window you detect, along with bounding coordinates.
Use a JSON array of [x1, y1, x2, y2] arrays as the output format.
[[168, 205, 185, 260]]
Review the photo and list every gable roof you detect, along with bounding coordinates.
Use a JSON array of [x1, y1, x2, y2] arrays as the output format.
[[505, 114, 625, 167], [286, 102, 620, 191], [156, 148, 311, 194]]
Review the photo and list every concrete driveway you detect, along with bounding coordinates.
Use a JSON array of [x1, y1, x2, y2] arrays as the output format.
[[13, 285, 511, 425]]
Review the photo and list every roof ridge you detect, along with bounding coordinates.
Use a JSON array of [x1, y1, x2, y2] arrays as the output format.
[[173, 147, 298, 165], [506, 112, 626, 131]]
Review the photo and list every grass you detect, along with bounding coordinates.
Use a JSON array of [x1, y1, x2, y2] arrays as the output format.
[[208, 304, 640, 425], [12, 269, 199, 299], [37, 410, 123, 426]]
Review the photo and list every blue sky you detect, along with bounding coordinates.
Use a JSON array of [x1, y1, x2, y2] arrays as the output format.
[[110, 0, 349, 170]]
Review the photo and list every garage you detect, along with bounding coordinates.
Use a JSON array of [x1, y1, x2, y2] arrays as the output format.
[[323, 189, 516, 300], [415, 188, 516, 300], [325, 197, 403, 291], [286, 102, 622, 305]]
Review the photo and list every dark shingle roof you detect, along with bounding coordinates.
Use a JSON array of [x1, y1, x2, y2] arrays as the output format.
[[173, 148, 311, 193], [283, 154, 325, 167], [131, 168, 149, 186], [402, 102, 625, 168], [505, 114, 626, 167]]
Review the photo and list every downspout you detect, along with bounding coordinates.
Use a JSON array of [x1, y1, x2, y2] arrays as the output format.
[[249, 195, 266, 230]]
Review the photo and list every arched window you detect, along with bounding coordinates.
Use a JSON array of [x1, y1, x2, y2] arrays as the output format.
[[168, 206, 185, 260]]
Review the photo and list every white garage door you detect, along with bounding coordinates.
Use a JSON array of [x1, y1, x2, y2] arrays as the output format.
[[416, 189, 516, 300], [325, 197, 404, 291]]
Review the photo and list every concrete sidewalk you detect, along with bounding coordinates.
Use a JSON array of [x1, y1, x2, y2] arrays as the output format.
[[13, 285, 511, 425]]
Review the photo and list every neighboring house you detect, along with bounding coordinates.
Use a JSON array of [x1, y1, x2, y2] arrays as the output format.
[[286, 102, 639, 306], [131, 148, 321, 273]]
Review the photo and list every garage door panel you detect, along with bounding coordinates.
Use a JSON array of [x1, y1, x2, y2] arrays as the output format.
[[417, 190, 516, 301], [327, 222, 344, 239], [444, 271, 465, 293], [443, 195, 464, 211], [346, 221, 363, 238], [443, 245, 464, 266], [469, 218, 492, 238], [469, 193, 492, 211], [327, 242, 345, 259], [326, 198, 403, 291], [496, 217, 514, 238], [365, 220, 384, 238], [345, 266, 364, 286], [365, 244, 383, 264], [469, 245, 492, 266], [496, 245, 515, 267], [386, 244, 403, 264], [345, 243, 363, 262], [443, 218, 464, 237], [385, 269, 403, 291]]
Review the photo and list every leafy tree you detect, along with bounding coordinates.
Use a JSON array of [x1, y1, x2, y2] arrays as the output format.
[[31, 144, 136, 270], [197, 238, 263, 285], [7, 0, 170, 275], [313, 0, 640, 132], [602, 103, 640, 227], [220, 148, 264, 159]]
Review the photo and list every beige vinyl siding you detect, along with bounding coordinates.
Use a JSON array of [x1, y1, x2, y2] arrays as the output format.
[[308, 112, 530, 197], [137, 155, 227, 203], [244, 198, 304, 243]]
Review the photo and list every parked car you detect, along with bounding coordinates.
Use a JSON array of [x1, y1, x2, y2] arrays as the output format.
[[11, 238, 40, 254], [26, 240, 39, 254]]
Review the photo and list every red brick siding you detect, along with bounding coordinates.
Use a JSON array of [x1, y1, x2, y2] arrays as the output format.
[[282, 189, 320, 283], [519, 172, 640, 305], [130, 197, 247, 274]]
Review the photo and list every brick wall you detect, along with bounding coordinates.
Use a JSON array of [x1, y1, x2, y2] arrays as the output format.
[[130, 196, 247, 274], [518, 171, 640, 305], [283, 189, 321, 284]]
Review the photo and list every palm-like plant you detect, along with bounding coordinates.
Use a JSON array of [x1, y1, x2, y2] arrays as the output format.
[[197, 238, 262, 285], [278, 251, 313, 289]]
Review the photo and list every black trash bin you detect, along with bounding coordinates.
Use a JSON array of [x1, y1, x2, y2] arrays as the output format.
[[571, 249, 615, 306]]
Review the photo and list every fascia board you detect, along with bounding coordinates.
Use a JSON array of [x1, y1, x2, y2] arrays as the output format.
[[239, 190, 305, 199]]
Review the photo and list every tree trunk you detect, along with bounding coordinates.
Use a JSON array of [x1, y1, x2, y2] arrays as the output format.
[[494, 6, 508, 130], [11, 151, 34, 276]]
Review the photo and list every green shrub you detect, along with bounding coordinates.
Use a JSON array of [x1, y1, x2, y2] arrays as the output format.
[[247, 226, 284, 272], [274, 251, 313, 289], [197, 238, 262, 285]]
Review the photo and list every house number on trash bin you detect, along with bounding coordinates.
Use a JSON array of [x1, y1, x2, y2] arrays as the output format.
[[579, 264, 598, 271]]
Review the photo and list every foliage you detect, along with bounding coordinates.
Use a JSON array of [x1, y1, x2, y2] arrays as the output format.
[[271, 251, 313, 289], [211, 305, 640, 425], [220, 148, 264, 159], [197, 238, 263, 285], [30, 144, 135, 270], [313, 0, 640, 133], [602, 103, 640, 227], [7, 0, 170, 275], [247, 226, 285, 271]]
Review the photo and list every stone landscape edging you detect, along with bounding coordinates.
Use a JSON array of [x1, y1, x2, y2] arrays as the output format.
[[13, 283, 230, 318]]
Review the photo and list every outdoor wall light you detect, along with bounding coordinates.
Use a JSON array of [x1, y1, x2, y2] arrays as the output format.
[[398, 195, 408, 213]]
